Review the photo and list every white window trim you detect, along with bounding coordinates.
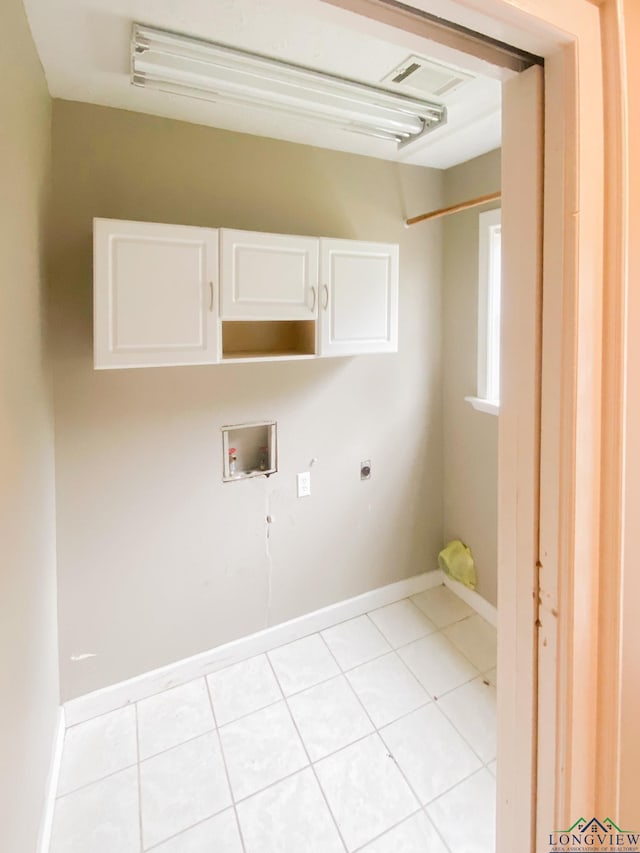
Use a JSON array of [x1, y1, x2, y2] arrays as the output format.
[[465, 395, 500, 416], [466, 207, 501, 416]]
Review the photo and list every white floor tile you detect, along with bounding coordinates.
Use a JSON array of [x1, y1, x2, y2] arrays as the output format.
[[219, 701, 308, 800], [57, 706, 137, 796], [346, 653, 429, 728], [207, 654, 282, 725], [140, 731, 231, 849], [315, 733, 418, 851], [443, 615, 497, 672], [137, 678, 214, 760], [398, 633, 478, 698], [437, 677, 497, 763], [237, 767, 345, 853], [50, 766, 139, 853], [381, 705, 482, 805], [411, 585, 473, 628], [49, 591, 500, 853], [368, 599, 436, 648], [361, 811, 448, 853], [287, 675, 373, 761], [321, 616, 391, 671], [150, 808, 243, 853], [268, 634, 340, 696], [427, 768, 496, 853]]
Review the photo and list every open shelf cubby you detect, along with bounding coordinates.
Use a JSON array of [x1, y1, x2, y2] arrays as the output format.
[[221, 320, 316, 361], [222, 421, 277, 482]]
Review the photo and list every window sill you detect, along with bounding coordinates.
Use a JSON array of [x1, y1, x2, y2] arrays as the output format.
[[465, 396, 500, 416]]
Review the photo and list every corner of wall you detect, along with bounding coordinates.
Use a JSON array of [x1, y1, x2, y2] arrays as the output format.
[[439, 147, 501, 607], [0, 0, 60, 850]]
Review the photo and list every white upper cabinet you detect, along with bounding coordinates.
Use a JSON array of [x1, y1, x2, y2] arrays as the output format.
[[318, 238, 399, 356], [94, 219, 219, 369], [220, 229, 319, 320], [93, 220, 399, 367]]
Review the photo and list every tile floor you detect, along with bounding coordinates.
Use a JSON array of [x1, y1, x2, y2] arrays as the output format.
[[50, 584, 497, 853]]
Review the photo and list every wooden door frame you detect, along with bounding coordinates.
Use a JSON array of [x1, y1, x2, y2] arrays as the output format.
[[321, 0, 627, 846]]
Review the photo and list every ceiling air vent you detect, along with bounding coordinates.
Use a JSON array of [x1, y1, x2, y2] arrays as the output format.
[[382, 55, 474, 99]]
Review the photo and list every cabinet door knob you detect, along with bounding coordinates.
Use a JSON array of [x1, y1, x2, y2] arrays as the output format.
[[310, 285, 316, 312], [323, 284, 329, 310], [209, 281, 214, 312]]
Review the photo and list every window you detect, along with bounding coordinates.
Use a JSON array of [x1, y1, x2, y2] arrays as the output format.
[[466, 207, 501, 416]]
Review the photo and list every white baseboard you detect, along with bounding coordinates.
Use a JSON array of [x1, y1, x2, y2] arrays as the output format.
[[442, 574, 498, 627], [37, 707, 65, 853], [64, 569, 442, 727]]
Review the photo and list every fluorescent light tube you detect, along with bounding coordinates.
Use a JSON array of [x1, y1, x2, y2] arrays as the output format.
[[131, 24, 446, 146]]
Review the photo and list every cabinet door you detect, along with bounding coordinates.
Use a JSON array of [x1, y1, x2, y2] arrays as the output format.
[[94, 219, 218, 368], [319, 239, 399, 356], [220, 229, 319, 320]]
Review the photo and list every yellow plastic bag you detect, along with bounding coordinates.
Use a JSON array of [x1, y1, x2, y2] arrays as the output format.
[[438, 540, 477, 590]]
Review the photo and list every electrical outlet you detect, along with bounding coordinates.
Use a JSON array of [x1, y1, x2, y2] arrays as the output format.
[[297, 471, 311, 497], [361, 460, 372, 480]]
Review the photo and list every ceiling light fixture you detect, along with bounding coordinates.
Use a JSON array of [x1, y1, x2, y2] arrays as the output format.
[[131, 24, 446, 147]]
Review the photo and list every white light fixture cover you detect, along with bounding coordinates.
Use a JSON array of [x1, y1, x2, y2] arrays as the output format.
[[131, 24, 446, 146]]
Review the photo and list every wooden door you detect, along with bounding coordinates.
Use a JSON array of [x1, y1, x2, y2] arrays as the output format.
[[497, 64, 543, 853]]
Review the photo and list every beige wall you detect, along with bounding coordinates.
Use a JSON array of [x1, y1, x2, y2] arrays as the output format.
[[441, 149, 501, 606], [50, 101, 444, 700], [0, 0, 59, 850]]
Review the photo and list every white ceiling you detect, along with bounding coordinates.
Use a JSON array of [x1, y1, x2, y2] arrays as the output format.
[[24, 0, 503, 169]]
